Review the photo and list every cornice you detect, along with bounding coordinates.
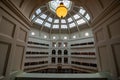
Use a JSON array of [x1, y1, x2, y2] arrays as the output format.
[[1, 0, 32, 27], [90, 0, 120, 28]]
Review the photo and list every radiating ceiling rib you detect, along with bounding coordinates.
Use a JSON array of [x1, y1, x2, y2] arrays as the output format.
[[59, 18, 62, 38], [50, 15, 56, 36], [31, 2, 91, 35], [65, 17, 71, 36], [32, 5, 47, 21], [74, 10, 89, 26], [74, 6, 90, 26], [74, 6, 82, 9], [40, 13, 52, 33], [32, 10, 49, 24], [68, 13, 81, 37]]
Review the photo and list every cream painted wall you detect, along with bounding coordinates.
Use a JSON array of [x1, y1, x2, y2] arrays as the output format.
[[0, 1, 30, 80], [30, 27, 93, 40], [71, 28, 93, 39], [92, 0, 120, 78], [29, 27, 50, 40]]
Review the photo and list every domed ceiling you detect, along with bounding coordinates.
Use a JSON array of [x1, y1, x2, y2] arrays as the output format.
[[31, 0, 91, 34]]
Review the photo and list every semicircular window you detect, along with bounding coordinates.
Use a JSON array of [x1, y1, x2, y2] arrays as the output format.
[[31, 0, 91, 29]]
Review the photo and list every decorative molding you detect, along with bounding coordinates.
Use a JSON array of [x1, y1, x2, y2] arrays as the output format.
[[1, 0, 32, 27], [19, 0, 24, 8], [98, 0, 104, 9], [111, 43, 120, 77], [0, 2, 30, 30], [91, 0, 120, 28]]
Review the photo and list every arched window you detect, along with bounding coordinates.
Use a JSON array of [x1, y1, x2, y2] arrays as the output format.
[[52, 50, 56, 55], [51, 57, 56, 63], [58, 57, 62, 63], [64, 50, 68, 55], [58, 50, 62, 55], [64, 58, 68, 63]]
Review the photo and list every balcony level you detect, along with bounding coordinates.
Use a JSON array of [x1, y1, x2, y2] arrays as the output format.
[[15, 72, 115, 80]]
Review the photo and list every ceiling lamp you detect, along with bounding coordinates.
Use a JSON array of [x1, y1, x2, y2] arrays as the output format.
[[56, 3, 68, 18]]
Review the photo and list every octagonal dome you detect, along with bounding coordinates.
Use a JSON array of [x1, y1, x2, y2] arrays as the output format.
[[31, 0, 91, 34]]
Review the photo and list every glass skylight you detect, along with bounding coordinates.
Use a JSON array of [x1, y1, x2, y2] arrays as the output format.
[[40, 14, 47, 19], [77, 19, 85, 25], [69, 22, 75, 28], [54, 19, 59, 23], [49, 0, 72, 13], [32, 15, 35, 19], [32, 3, 91, 30], [73, 14, 80, 19], [44, 22, 51, 28], [36, 9, 41, 15], [61, 19, 66, 23], [79, 8, 86, 15], [68, 17, 73, 23], [53, 25, 59, 29], [48, 17, 53, 22], [85, 14, 90, 20], [61, 25, 67, 29], [35, 18, 43, 24]]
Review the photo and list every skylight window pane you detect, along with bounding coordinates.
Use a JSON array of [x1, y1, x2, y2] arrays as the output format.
[[44, 22, 51, 28], [73, 14, 80, 19], [68, 17, 73, 22], [35, 18, 43, 24], [61, 25, 67, 29], [69, 22, 75, 28], [48, 17, 53, 22], [36, 9, 41, 15], [77, 19, 85, 25], [53, 25, 59, 29], [85, 14, 90, 20], [40, 14, 47, 19], [54, 19, 59, 23], [32, 15, 35, 20], [49, 0, 72, 13], [61, 19, 66, 23], [79, 8, 86, 15]]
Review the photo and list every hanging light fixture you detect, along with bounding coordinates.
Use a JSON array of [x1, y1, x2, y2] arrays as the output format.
[[56, 2, 68, 18]]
